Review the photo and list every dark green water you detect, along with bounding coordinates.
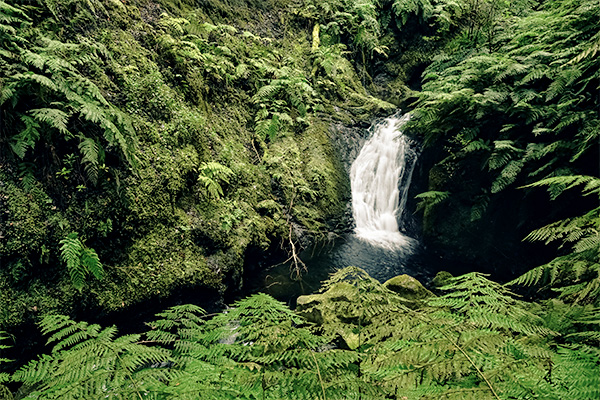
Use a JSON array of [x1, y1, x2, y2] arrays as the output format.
[[242, 233, 451, 306]]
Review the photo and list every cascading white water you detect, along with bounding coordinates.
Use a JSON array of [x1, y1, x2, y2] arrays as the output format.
[[350, 113, 418, 249]]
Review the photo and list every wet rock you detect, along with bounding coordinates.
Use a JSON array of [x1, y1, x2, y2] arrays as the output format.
[[432, 271, 453, 288], [383, 274, 433, 300]]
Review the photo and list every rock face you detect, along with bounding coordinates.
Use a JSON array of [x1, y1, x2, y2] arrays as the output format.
[[383, 274, 434, 300]]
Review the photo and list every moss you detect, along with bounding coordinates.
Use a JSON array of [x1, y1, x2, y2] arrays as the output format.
[[0, 0, 384, 336], [383, 275, 434, 300], [432, 271, 453, 288], [0, 272, 81, 328], [92, 223, 221, 311], [0, 181, 50, 259]]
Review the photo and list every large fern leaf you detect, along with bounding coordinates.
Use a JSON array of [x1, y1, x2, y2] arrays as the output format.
[[78, 136, 103, 185], [59, 233, 85, 291]]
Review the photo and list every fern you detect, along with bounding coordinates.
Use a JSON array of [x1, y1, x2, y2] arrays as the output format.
[[14, 315, 171, 400], [197, 162, 234, 200], [29, 108, 70, 136], [80, 247, 103, 281], [2, 18, 139, 181], [392, 0, 434, 26], [78, 135, 103, 185], [9, 267, 600, 400], [470, 192, 490, 221], [491, 159, 524, 193], [415, 190, 450, 211], [59, 232, 104, 291], [10, 116, 40, 159], [0, 331, 12, 400], [523, 175, 600, 200], [250, 64, 317, 141], [510, 176, 600, 304]]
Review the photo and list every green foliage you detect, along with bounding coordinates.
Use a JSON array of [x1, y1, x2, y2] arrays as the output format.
[[78, 136, 104, 186], [252, 66, 317, 141], [510, 176, 600, 305], [0, 0, 354, 331], [1, 21, 138, 178], [415, 190, 450, 211], [410, 0, 598, 191], [196, 161, 234, 200], [392, 0, 434, 26], [409, 0, 598, 278], [300, 0, 388, 59], [59, 232, 104, 291], [11, 268, 598, 399], [0, 332, 12, 400], [13, 315, 170, 400]]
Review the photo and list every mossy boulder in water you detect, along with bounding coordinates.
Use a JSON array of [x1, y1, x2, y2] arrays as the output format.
[[383, 274, 433, 300], [432, 271, 453, 288]]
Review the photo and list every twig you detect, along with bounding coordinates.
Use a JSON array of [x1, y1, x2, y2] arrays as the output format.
[[281, 188, 307, 280]]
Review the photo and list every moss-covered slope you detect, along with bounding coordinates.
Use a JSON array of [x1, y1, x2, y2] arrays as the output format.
[[0, 0, 396, 328]]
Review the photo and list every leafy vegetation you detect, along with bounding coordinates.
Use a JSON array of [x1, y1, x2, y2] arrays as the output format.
[[408, 0, 598, 272], [58, 232, 104, 291], [2, 267, 598, 399], [1, 0, 598, 397], [510, 176, 600, 304], [0, 0, 367, 328]]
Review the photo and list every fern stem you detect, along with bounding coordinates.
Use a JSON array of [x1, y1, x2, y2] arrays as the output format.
[[408, 307, 503, 400], [309, 350, 326, 400], [114, 350, 144, 400], [440, 330, 502, 400]]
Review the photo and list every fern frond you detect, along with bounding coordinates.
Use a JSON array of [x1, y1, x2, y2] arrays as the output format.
[[196, 162, 234, 200], [60, 232, 85, 290], [523, 175, 600, 199], [470, 193, 490, 221], [59, 232, 104, 291], [10, 115, 41, 158], [463, 139, 491, 153], [78, 136, 103, 185], [491, 159, 524, 193], [80, 247, 103, 280], [415, 190, 450, 211]]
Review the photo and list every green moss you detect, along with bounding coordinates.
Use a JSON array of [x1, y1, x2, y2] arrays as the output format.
[[0, 181, 49, 258], [383, 274, 434, 300], [0, 0, 386, 335], [432, 271, 453, 288]]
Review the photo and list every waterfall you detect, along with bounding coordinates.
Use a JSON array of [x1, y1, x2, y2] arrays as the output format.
[[350, 113, 418, 249]]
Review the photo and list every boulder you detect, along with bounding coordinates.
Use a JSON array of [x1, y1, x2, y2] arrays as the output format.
[[383, 274, 433, 300], [432, 271, 453, 288]]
